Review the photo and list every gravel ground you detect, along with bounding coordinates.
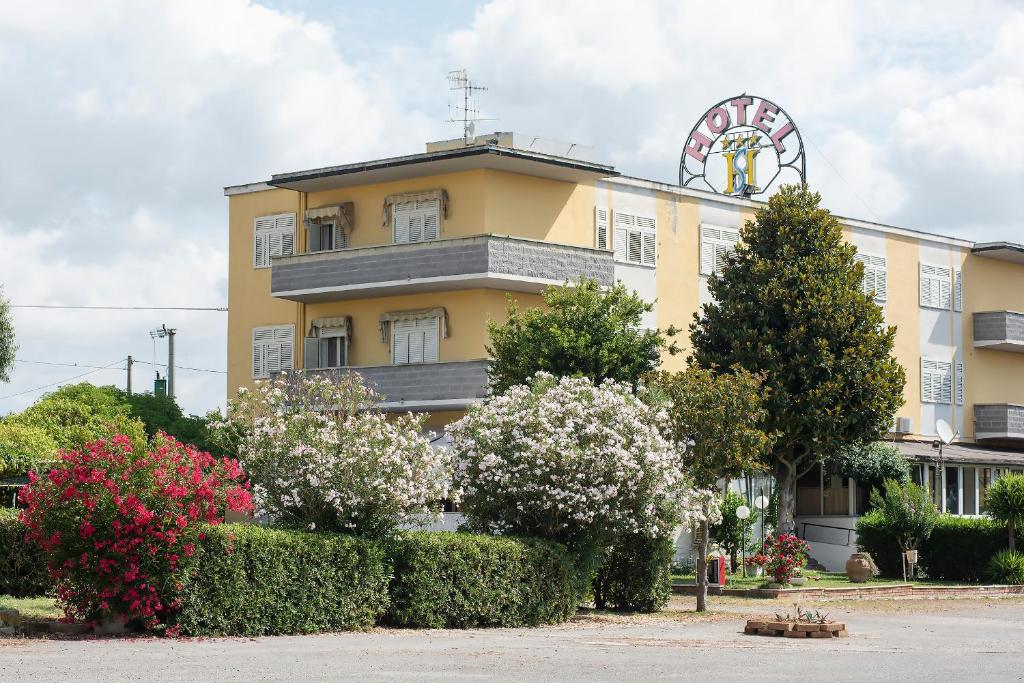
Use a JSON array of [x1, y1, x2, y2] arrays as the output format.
[[3, 596, 1024, 681]]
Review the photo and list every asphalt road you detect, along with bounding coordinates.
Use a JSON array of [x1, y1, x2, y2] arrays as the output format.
[[3, 596, 1023, 681]]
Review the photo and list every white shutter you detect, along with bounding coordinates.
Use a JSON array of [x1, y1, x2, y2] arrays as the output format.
[[613, 212, 634, 263], [953, 268, 963, 312], [921, 358, 953, 404], [955, 361, 964, 406], [920, 263, 952, 310], [701, 224, 739, 276], [392, 320, 411, 364], [393, 202, 413, 243], [855, 253, 887, 302], [421, 199, 440, 240], [627, 230, 642, 263], [276, 326, 294, 370], [595, 208, 609, 250], [276, 213, 296, 256], [253, 216, 275, 268], [642, 231, 656, 266], [613, 212, 656, 266], [252, 326, 293, 378], [421, 318, 439, 363]]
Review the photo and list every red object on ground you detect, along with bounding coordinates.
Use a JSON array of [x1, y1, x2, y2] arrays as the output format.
[[708, 555, 727, 586]]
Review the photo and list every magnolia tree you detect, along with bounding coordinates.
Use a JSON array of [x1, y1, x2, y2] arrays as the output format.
[[448, 373, 706, 555], [211, 373, 451, 536]]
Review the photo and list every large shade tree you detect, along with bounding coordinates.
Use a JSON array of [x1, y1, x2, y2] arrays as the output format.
[[486, 279, 676, 395], [690, 184, 905, 534]]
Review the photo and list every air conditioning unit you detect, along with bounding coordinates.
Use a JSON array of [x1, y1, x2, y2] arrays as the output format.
[[891, 416, 913, 434]]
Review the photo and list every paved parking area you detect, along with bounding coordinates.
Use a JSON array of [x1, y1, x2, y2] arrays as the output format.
[[3, 596, 1024, 681]]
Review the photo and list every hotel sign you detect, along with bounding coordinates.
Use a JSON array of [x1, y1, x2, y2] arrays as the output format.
[[679, 94, 806, 197]]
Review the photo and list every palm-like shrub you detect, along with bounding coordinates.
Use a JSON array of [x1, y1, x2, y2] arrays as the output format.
[[859, 479, 938, 574], [985, 474, 1024, 550], [988, 549, 1024, 585]]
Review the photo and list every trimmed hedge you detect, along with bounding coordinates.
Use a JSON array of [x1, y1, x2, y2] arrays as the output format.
[[0, 507, 50, 597], [592, 533, 673, 613], [176, 524, 390, 636], [857, 513, 1007, 581], [384, 531, 586, 628]]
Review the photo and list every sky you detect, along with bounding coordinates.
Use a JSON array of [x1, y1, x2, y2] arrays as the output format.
[[0, 0, 1022, 416]]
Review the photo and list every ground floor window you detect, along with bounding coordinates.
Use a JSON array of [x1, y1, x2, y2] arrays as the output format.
[[910, 463, 1023, 516], [796, 463, 854, 517]]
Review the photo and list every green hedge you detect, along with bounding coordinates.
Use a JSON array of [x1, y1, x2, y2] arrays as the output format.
[[384, 531, 585, 628], [0, 507, 51, 597], [857, 513, 1007, 581], [175, 524, 390, 636], [592, 533, 673, 613]]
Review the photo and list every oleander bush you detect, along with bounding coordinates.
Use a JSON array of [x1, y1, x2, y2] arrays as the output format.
[[384, 531, 586, 628], [176, 524, 391, 636], [858, 513, 1006, 581], [592, 533, 674, 613], [988, 549, 1024, 585], [19, 434, 252, 631], [0, 507, 50, 597]]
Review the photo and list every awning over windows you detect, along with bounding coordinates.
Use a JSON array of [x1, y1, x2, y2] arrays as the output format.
[[309, 316, 351, 337], [381, 189, 448, 227], [378, 307, 448, 341], [305, 203, 353, 230], [894, 440, 1024, 467]]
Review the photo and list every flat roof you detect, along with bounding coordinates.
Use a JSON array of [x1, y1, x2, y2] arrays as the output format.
[[260, 144, 618, 193], [972, 242, 1024, 265], [895, 439, 1024, 467]]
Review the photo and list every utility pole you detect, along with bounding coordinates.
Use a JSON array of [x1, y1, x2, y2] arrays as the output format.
[[126, 355, 134, 395], [167, 327, 176, 400]]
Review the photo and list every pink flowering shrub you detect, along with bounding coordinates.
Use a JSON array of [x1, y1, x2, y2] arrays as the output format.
[[757, 533, 811, 585], [19, 434, 252, 631]]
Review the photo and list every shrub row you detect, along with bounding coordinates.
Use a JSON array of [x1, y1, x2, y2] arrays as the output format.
[[592, 533, 674, 613], [172, 525, 586, 636], [857, 513, 1007, 581], [0, 508, 50, 597]]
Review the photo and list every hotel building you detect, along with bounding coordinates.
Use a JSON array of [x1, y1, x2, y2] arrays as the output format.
[[225, 132, 1024, 569]]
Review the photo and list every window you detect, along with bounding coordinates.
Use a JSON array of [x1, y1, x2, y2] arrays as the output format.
[[955, 360, 964, 406], [393, 199, 440, 244], [391, 317, 439, 365], [921, 358, 953, 404], [595, 207, 609, 250], [700, 224, 740, 276], [253, 213, 296, 268], [317, 335, 346, 368], [252, 325, 294, 379], [854, 252, 887, 302], [919, 263, 952, 310], [613, 212, 656, 266], [310, 219, 347, 252]]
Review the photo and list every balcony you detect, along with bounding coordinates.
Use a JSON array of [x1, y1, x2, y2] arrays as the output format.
[[278, 360, 489, 412], [974, 403, 1024, 442], [271, 234, 615, 303], [973, 311, 1024, 352]]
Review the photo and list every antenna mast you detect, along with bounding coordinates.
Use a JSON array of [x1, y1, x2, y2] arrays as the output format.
[[447, 69, 493, 144]]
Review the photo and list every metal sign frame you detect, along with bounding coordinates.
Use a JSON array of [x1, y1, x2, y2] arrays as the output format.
[[679, 94, 806, 197]]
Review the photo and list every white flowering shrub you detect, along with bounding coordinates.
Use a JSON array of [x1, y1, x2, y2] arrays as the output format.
[[449, 373, 702, 550], [211, 373, 451, 536]]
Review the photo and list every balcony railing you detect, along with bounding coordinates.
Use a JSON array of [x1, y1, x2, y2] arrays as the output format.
[[973, 311, 1024, 352], [974, 403, 1024, 442], [276, 360, 489, 412], [271, 234, 614, 302]]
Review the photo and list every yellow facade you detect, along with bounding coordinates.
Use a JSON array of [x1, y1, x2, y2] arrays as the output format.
[[226, 139, 1024, 450]]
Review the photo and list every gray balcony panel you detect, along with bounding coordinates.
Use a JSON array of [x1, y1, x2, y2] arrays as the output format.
[[975, 403, 1024, 441], [271, 235, 614, 302], [973, 311, 1024, 352], [279, 360, 489, 411]]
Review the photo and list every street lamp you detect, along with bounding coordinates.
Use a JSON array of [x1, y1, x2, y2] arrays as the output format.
[[754, 491, 769, 554], [736, 504, 751, 577]]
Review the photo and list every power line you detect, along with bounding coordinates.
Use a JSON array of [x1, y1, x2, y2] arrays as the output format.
[[132, 359, 227, 374], [805, 135, 882, 223], [10, 305, 227, 311], [14, 359, 123, 371], [0, 359, 126, 401]]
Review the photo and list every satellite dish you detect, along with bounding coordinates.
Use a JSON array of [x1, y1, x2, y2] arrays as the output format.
[[936, 419, 955, 445]]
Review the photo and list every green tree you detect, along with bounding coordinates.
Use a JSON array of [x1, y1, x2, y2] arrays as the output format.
[[689, 185, 905, 534], [486, 279, 675, 395], [834, 441, 909, 491], [710, 490, 758, 572], [654, 365, 772, 611], [0, 422, 57, 478], [986, 474, 1024, 551], [0, 285, 16, 383], [862, 478, 938, 579], [10, 383, 146, 452]]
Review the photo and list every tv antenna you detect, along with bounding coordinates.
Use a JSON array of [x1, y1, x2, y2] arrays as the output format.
[[446, 69, 496, 144]]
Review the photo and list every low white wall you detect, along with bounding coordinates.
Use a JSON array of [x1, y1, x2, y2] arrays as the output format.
[[794, 515, 860, 572]]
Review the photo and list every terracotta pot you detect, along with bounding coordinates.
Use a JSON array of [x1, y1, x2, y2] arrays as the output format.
[[846, 553, 873, 583]]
